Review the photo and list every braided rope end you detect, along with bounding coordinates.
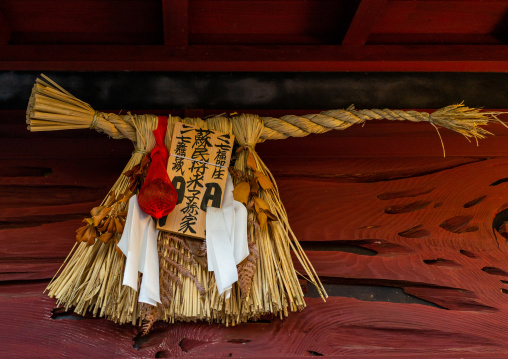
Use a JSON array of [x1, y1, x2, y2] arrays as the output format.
[[431, 103, 506, 141]]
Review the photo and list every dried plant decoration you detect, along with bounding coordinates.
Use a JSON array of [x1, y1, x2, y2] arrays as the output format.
[[158, 233, 206, 309], [140, 303, 159, 336], [183, 237, 207, 268], [31, 75, 506, 329], [124, 155, 150, 193], [237, 234, 259, 299]]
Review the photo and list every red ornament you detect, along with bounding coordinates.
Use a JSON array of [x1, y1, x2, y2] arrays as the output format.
[[138, 116, 178, 219]]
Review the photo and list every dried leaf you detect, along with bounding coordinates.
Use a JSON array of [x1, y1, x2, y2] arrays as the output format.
[[76, 225, 88, 241], [118, 190, 132, 203], [114, 216, 124, 234], [254, 197, 270, 214], [254, 171, 274, 190], [141, 155, 151, 169], [90, 206, 105, 217], [183, 237, 207, 269], [107, 216, 116, 233], [87, 235, 96, 246], [83, 225, 97, 246], [249, 177, 259, 195], [99, 232, 114, 244], [115, 238, 124, 256], [233, 181, 250, 205], [92, 207, 111, 227], [123, 167, 136, 177], [76, 222, 97, 246], [263, 208, 278, 221], [98, 217, 110, 232], [246, 152, 257, 170], [257, 211, 267, 229], [253, 198, 277, 221], [229, 168, 244, 180]]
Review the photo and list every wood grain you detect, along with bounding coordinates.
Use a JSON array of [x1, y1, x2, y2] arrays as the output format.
[[2, 282, 508, 357], [5, 107, 508, 355], [162, 0, 188, 46], [342, 0, 388, 46]]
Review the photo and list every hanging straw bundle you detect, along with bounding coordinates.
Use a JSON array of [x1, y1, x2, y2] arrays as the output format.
[[28, 74, 504, 329]]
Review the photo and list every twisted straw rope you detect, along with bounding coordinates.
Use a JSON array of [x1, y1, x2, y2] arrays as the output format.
[[27, 74, 501, 145], [87, 108, 447, 144], [259, 108, 431, 140]]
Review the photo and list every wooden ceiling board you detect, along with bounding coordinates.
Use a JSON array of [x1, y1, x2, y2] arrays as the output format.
[[189, 0, 359, 45], [1, 0, 508, 70], [0, 0, 163, 44]]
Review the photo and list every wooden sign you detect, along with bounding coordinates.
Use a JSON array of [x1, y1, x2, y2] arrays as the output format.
[[157, 122, 235, 239]]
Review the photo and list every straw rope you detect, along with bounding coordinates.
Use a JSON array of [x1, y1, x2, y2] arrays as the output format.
[[27, 75, 502, 144], [28, 101, 501, 144]]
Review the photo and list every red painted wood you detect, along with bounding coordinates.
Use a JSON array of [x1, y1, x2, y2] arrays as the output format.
[[4, 137, 508, 354], [0, 138, 131, 159], [372, 1, 508, 37], [276, 157, 508, 243], [257, 120, 508, 157], [262, 157, 484, 182], [0, 6, 10, 45], [1, 0, 506, 48], [2, 282, 508, 357], [368, 33, 506, 45], [1, 44, 508, 71], [162, 0, 188, 46], [189, 0, 357, 45], [0, 0, 163, 45], [342, 0, 388, 46], [5, 109, 508, 355]]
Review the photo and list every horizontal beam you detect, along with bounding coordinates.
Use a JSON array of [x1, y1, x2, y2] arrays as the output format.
[[2, 45, 508, 72], [0, 8, 10, 45]]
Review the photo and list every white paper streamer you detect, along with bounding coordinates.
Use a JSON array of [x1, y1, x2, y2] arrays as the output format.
[[117, 195, 161, 305], [206, 174, 249, 298]]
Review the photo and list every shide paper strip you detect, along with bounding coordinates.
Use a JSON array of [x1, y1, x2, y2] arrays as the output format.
[[118, 195, 161, 305], [207, 174, 249, 298]]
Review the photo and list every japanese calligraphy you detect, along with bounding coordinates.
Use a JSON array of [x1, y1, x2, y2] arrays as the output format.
[[158, 122, 235, 239]]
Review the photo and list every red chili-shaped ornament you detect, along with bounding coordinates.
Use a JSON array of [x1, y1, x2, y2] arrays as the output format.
[[137, 116, 178, 218]]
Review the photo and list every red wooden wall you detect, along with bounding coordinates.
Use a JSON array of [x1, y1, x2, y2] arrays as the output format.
[[4, 109, 508, 357]]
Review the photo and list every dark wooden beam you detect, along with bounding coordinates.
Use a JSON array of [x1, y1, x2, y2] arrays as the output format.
[[0, 8, 11, 45], [1, 44, 508, 72], [342, 0, 388, 46], [162, 0, 188, 46]]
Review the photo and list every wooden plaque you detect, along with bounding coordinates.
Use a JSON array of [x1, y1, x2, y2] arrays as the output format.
[[157, 122, 235, 239]]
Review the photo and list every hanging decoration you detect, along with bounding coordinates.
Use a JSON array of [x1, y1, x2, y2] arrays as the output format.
[[137, 115, 178, 219], [26, 74, 505, 331]]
